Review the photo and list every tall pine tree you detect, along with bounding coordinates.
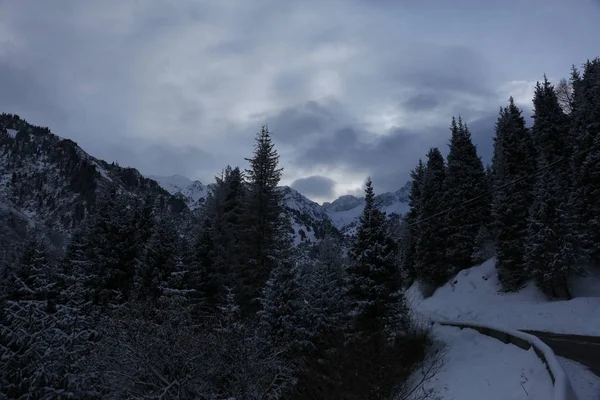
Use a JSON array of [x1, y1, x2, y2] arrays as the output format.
[[194, 169, 231, 309], [526, 77, 579, 298], [241, 125, 292, 315], [0, 236, 96, 398], [414, 148, 448, 287], [492, 98, 537, 291], [346, 178, 400, 338], [401, 160, 425, 283], [138, 213, 181, 302], [570, 59, 600, 267], [442, 117, 490, 272]]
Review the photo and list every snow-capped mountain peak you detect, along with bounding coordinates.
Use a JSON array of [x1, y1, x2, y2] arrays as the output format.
[[325, 181, 412, 235], [149, 172, 413, 239], [148, 174, 207, 210], [322, 194, 363, 213]]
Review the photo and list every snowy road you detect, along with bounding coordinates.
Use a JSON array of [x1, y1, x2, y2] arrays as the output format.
[[557, 356, 600, 400], [416, 325, 553, 400], [523, 330, 600, 377], [407, 259, 600, 398]]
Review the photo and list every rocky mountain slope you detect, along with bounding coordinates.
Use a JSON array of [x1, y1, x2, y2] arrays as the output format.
[[0, 113, 188, 262], [149, 174, 208, 210], [149, 174, 341, 244], [152, 174, 412, 239], [324, 184, 411, 235], [0, 113, 413, 261]]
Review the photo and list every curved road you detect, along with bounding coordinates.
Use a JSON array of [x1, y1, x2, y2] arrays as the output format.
[[522, 330, 600, 377]]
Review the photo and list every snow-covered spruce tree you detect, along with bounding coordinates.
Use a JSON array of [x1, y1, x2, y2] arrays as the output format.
[[138, 213, 181, 302], [241, 125, 290, 315], [570, 59, 600, 267], [58, 222, 98, 317], [492, 97, 537, 291], [258, 256, 308, 355], [0, 237, 98, 399], [346, 178, 402, 338], [525, 77, 581, 298], [307, 236, 347, 340], [291, 236, 348, 398], [194, 166, 247, 310], [195, 213, 218, 307], [221, 166, 247, 274], [87, 296, 211, 399], [134, 194, 156, 248], [255, 192, 304, 389], [414, 148, 449, 287], [442, 117, 490, 272], [83, 184, 141, 305], [3, 235, 56, 301], [342, 179, 420, 400], [400, 160, 425, 284], [471, 163, 496, 265], [212, 166, 247, 301], [211, 288, 295, 399]]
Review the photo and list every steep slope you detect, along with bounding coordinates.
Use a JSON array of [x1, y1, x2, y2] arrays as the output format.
[[0, 113, 188, 261]]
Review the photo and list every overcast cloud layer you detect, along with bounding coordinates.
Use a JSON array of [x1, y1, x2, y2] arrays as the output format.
[[1, 0, 599, 203]]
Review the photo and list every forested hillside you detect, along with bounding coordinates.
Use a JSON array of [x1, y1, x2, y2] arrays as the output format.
[[0, 113, 190, 264], [0, 124, 427, 399], [0, 57, 599, 399], [401, 59, 600, 299]]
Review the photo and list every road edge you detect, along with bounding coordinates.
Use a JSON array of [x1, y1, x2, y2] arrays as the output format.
[[438, 320, 579, 400]]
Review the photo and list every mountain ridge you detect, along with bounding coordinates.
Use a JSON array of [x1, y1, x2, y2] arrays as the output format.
[[0, 113, 189, 262], [150, 174, 412, 237], [0, 113, 412, 260]]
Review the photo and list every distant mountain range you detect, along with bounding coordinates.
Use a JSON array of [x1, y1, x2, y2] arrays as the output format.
[[150, 174, 412, 238], [0, 113, 412, 260]]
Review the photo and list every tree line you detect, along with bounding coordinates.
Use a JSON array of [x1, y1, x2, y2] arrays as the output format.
[[402, 58, 600, 298], [2, 56, 598, 400], [0, 126, 429, 399]]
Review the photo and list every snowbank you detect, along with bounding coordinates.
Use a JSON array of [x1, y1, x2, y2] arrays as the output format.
[[414, 324, 553, 400], [438, 321, 577, 400], [407, 258, 600, 336], [558, 356, 600, 400]]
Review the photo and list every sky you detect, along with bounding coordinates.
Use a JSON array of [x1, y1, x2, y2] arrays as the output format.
[[1, 0, 599, 203]]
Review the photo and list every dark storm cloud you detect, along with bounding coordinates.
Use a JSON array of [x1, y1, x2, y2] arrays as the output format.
[[266, 100, 341, 145], [380, 44, 494, 99], [0, 63, 67, 127], [294, 125, 437, 193], [110, 143, 215, 179], [466, 103, 534, 167], [1, 0, 599, 201], [403, 93, 440, 112], [291, 176, 337, 199], [290, 104, 535, 194]]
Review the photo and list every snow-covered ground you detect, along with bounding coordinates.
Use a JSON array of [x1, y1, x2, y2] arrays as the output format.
[[408, 258, 600, 336], [412, 324, 552, 400], [557, 356, 600, 400], [406, 258, 600, 399]]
